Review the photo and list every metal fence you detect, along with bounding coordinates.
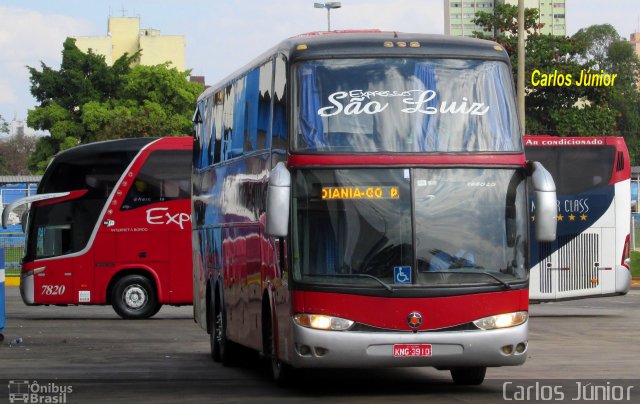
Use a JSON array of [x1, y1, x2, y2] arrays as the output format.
[[1, 184, 33, 278], [632, 215, 640, 251], [0, 233, 24, 277]]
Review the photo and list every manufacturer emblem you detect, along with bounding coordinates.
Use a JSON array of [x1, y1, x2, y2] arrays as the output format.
[[407, 312, 422, 328]]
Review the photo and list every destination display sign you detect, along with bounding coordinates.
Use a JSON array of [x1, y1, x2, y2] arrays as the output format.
[[321, 186, 400, 200]]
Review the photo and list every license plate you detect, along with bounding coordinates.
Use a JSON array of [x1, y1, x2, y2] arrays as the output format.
[[393, 344, 432, 357]]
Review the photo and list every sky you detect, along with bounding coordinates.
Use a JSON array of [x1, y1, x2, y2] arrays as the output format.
[[0, 0, 639, 128]]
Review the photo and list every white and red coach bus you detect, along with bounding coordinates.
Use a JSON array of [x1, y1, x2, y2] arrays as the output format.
[[525, 135, 631, 301], [192, 31, 557, 385]]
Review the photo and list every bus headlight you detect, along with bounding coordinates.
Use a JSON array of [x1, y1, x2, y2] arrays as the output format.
[[293, 314, 354, 331], [473, 311, 528, 330]]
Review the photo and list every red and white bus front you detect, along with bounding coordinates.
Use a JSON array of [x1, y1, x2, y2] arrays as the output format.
[[285, 165, 530, 370], [265, 53, 556, 382]]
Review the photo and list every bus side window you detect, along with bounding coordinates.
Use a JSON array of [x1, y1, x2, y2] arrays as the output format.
[[242, 69, 259, 155], [257, 60, 273, 151], [212, 91, 224, 164], [271, 55, 288, 152], [163, 181, 180, 199], [120, 150, 191, 210], [222, 85, 235, 161]]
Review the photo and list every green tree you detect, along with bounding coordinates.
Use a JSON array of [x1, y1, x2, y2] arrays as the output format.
[[472, 5, 639, 143], [81, 64, 199, 140], [550, 105, 617, 137], [27, 38, 203, 172], [472, 3, 543, 40], [574, 26, 640, 162], [0, 132, 38, 175], [572, 24, 620, 70], [0, 114, 8, 134], [607, 40, 640, 137], [0, 114, 9, 174]]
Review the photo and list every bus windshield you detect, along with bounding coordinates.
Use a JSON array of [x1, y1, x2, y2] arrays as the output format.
[[293, 58, 520, 153], [25, 150, 139, 261], [292, 168, 528, 289]]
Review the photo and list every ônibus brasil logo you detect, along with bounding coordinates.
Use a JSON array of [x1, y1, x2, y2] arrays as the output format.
[[8, 380, 73, 403]]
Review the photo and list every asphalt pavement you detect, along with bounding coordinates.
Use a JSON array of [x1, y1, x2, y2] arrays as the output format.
[[1, 284, 640, 403]]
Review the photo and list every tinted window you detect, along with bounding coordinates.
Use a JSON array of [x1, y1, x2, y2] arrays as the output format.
[[121, 150, 191, 210], [526, 146, 615, 194], [28, 198, 103, 259], [293, 168, 413, 285], [41, 150, 139, 198], [293, 58, 519, 153], [257, 61, 273, 151], [272, 55, 288, 151], [292, 167, 528, 289]]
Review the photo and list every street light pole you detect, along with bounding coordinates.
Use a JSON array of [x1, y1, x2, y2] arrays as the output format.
[[517, 0, 525, 134], [314, 2, 342, 31]]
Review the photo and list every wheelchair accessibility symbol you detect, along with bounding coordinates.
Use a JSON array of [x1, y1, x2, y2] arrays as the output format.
[[394, 266, 412, 284]]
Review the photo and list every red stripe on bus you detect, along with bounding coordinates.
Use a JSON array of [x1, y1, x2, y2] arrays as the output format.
[[292, 289, 529, 331]]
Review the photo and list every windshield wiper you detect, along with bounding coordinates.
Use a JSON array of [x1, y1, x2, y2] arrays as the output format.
[[445, 270, 512, 290], [307, 273, 394, 292]]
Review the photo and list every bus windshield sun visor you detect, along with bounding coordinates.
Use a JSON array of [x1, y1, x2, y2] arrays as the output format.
[[1, 192, 70, 229]]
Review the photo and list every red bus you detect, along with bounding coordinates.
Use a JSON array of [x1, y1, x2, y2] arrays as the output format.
[[192, 31, 557, 385], [2, 137, 192, 319]]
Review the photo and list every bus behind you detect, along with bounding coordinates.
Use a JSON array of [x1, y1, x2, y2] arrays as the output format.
[[3, 137, 193, 319]]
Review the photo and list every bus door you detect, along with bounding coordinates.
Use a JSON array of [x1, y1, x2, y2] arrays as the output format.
[[28, 225, 76, 304], [93, 231, 117, 303]]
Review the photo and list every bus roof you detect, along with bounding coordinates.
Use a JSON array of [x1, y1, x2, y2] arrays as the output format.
[[199, 31, 510, 102], [284, 31, 510, 61], [39, 137, 192, 194], [51, 138, 158, 163]]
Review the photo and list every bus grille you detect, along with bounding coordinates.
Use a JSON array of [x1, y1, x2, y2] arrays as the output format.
[[539, 242, 554, 293], [557, 234, 600, 292], [538, 234, 600, 293]]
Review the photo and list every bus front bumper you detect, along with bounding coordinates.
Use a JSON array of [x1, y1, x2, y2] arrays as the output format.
[[289, 321, 528, 369], [20, 272, 34, 305], [616, 264, 632, 295]]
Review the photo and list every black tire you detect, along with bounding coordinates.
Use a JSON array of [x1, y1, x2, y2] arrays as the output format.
[[209, 292, 221, 362], [111, 274, 159, 319], [148, 303, 162, 317], [264, 312, 292, 385], [450, 367, 487, 385], [214, 298, 238, 367]]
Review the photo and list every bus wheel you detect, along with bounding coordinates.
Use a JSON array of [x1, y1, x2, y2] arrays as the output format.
[[149, 304, 163, 317], [265, 314, 291, 385], [450, 367, 486, 385], [111, 275, 158, 319], [215, 304, 238, 366], [209, 294, 221, 362]]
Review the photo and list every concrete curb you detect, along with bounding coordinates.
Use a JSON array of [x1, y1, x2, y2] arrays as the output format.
[[5, 277, 19, 287]]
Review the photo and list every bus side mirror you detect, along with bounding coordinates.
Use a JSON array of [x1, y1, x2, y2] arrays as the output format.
[[266, 162, 291, 237], [21, 210, 29, 233], [529, 161, 557, 242]]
